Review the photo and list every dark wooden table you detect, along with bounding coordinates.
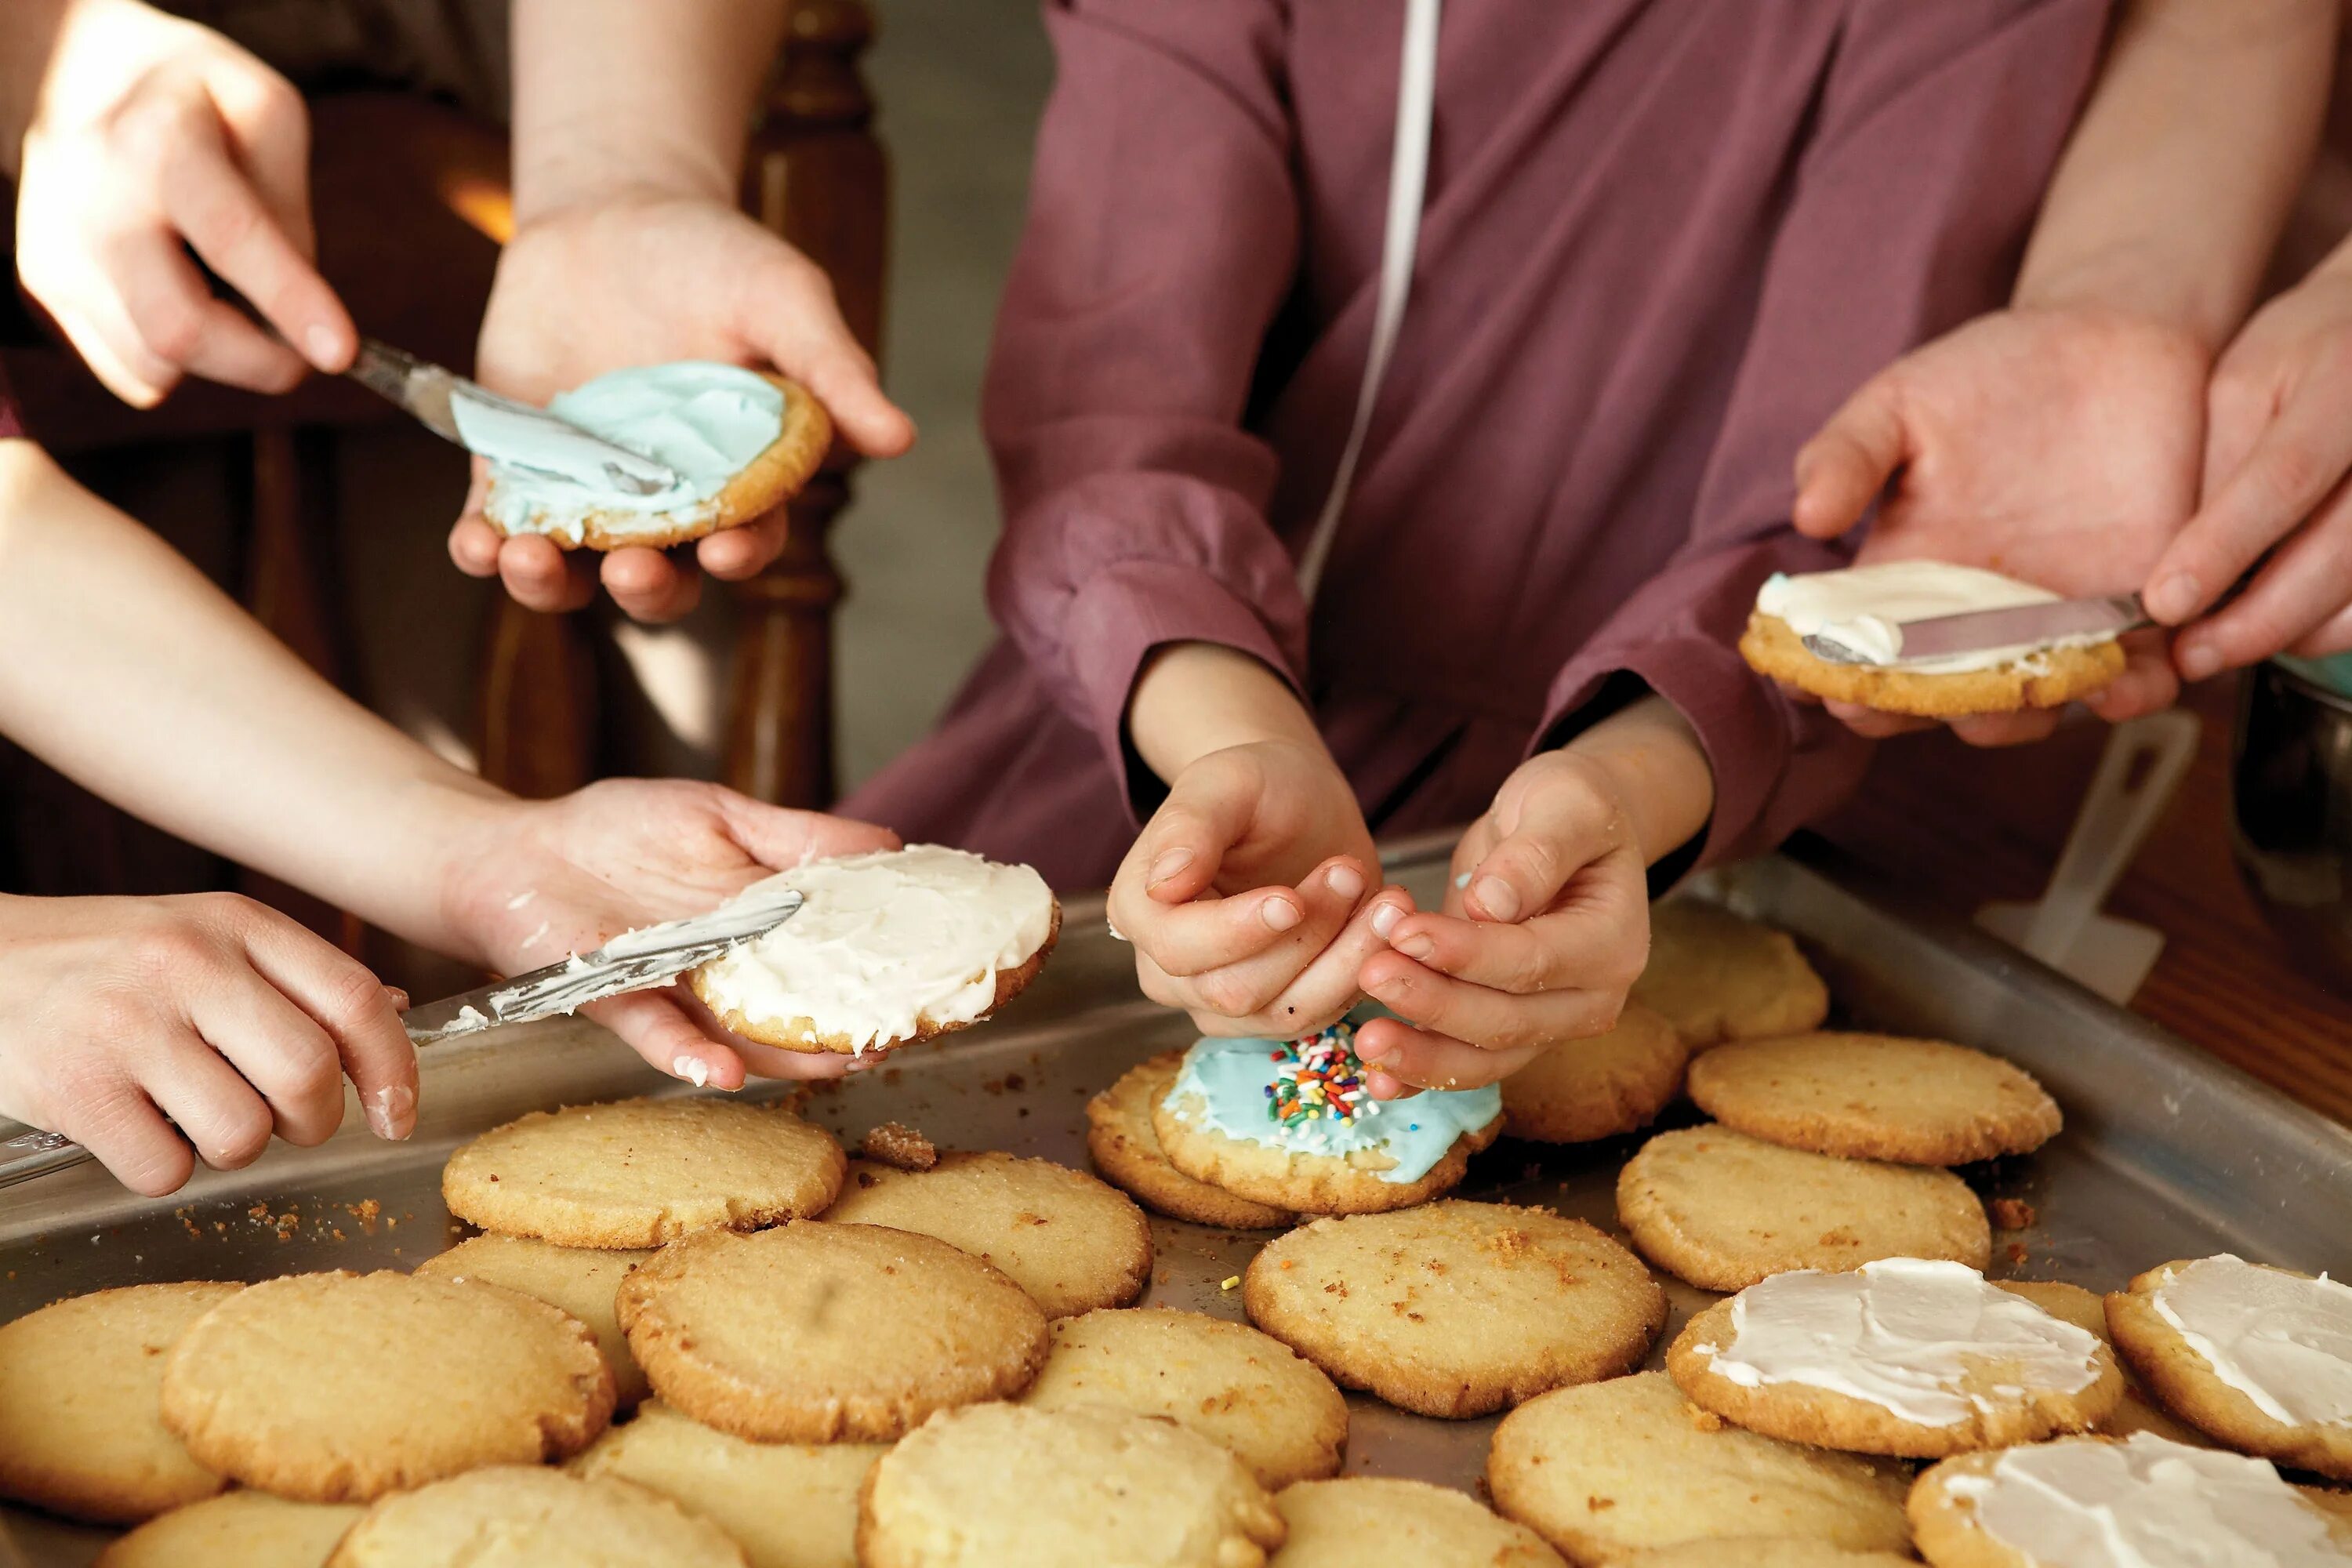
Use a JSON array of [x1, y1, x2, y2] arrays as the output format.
[[1815, 677, 2352, 1127]]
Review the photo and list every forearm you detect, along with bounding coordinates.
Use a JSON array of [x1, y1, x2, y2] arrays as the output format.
[[1560, 695, 1714, 868], [509, 0, 786, 220], [1126, 642, 1323, 785], [2016, 0, 2336, 347]]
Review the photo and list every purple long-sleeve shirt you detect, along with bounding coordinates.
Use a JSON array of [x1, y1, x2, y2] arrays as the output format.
[[844, 0, 2110, 891]]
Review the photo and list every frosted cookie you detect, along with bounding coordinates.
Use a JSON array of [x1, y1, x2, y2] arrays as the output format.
[[615, 1221, 1048, 1443], [415, 1234, 656, 1407], [1997, 1279, 2211, 1445], [0, 1281, 238, 1524], [1618, 1545, 1916, 1568], [572, 1399, 885, 1568], [1486, 1370, 1914, 1564], [1022, 1308, 1348, 1489], [1617, 1125, 1990, 1291], [1668, 1258, 2122, 1457], [1499, 1002, 1687, 1143], [1686, 1032, 2062, 1165], [1633, 899, 1829, 1050], [858, 1401, 1287, 1568], [689, 844, 1060, 1057], [328, 1465, 746, 1566], [1243, 1200, 1665, 1419], [1153, 1019, 1504, 1214], [1272, 1476, 1563, 1567], [1086, 1051, 1293, 1229], [1909, 1433, 2352, 1568], [441, 1095, 845, 1249], [1740, 561, 2127, 716], [96, 1492, 364, 1568], [2107, 1254, 2352, 1480], [467, 361, 830, 551], [822, 1150, 1152, 1317]]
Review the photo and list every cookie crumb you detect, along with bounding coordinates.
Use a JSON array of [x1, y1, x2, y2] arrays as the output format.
[[860, 1121, 938, 1171], [1991, 1197, 2037, 1230], [1684, 1403, 1725, 1432]]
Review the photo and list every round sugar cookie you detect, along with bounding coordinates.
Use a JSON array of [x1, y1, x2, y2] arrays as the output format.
[[96, 1492, 364, 1568], [328, 1465, 745, 1567], [1617, 1125, 1990, 1292], [1632, 899, 1830, 1050], [1740, 607, 2125, 717], [2107, 1254, 2352, 1479], [689, 844, 1060, 1057], [1686, 1031, 2061, 1165], [822, 1151, 1152, 1317], [1243, 1200, 1665, 1419], [483, 367, 831, 552], [1021, 1308, 1347, 1489], [1486, 1370, 1914, 1564], [160, 1270, 612, 1502], [858, 1401, 1287, 1568], [1272, 1476, 1563, 1566], [1995, 1280, 2210, 1445], [572, 1399, 885, 1568], [416, 1234, 656, 1408], [1666, 1260, 2121, 1457], [441, 1095, 845, 1249], [1619, 1544, 1916, 1568], [615, 1221, 1048, 1443], [1087, 1051, 1294, 1229], [1500, 1003, 1688, 1143], [0, 1280, 238, 1524]]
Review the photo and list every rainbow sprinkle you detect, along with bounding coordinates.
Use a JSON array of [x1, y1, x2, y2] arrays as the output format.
[[1265, 1022, 1372, 1129]]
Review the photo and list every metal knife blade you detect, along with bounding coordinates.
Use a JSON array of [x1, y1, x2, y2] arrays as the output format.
[[345, 337, 681, 496], [1803, 593, 2146, 667]]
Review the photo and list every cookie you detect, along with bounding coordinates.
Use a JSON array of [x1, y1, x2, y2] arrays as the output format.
[[1617, 1125, 1990, 1291], [328, 1465, 746, 1566], [415, 1234, 656, 1408], [0, 1280, 238, 1524], [1686, 1032, 2061, 1165], [1022, 1308, 1348, 1489], [2107, 1254, 2352, 1479], [160, 1270, 613, 1502], [1272, 1476, 1563, 1566], [1667, 1258, 2122, 1457], [1909, 1433, 2352, 1568], [1633, 899, 1830, 1051], [96, 1492, 364, 1568], [858, 1401, 1287, 1568], [822, 1151, 1152, 1317], [572, 1399, 886, 1568], [690, 844, 1060, 1057], [1154, 1025, 1504, 1214], [1243, 1200, 1665, 1418], [1499, 1003, 1687, 1143], [1995, 1279, 2210, 1445], [1486, 1370, 1913, 1564], [1617, 1544, 1915, 1568], [1086, 1051, 1293, 1229], [615, 1221, 1048, 1443], [441, 1095, 845, 1249], [481, 365, 831, 552]]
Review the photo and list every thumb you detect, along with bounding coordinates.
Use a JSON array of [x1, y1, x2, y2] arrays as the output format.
[[714, 792, 901, 873], [1792, 374, 1911, 540], [745, 253, 916, 459], [1132, 755, 1261, 905]]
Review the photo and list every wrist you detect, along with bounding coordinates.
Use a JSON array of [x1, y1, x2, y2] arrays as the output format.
[[1560, 695, 1713, 866], [2013, 251, 2239, 356], [1127, 643, 1323, 784]]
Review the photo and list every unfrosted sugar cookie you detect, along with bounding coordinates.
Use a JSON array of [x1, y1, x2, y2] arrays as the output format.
[[1087, 1051, 1294, 1229], [415, 1235, 657, 1408], [96, 1492, 364, 1568], [328, 1465, 746, 1567], [1686, 1031, 2061, 1165], [1996, 1279, 2212, 1446], [2107, 1254, 2352, 1480], [690, 844, 1059, 1057], [1499, 1002, 1687, 1143], [1272, 1477, 1563, 1567], [1632, 899, 1829, 1050], [1668, 1258, 2122, 1457]]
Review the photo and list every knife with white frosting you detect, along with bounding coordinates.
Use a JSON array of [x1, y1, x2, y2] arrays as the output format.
[[1802, 593, 2148, 667]]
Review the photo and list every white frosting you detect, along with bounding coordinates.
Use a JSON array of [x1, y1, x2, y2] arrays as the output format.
[[691, 844, 1055, 1053], [2151, 1254, 2352, 1429], [1756, 561, 2112, 672], [1704, 1258, 2103, 1425], [1944, 1434, 2344, 1567]]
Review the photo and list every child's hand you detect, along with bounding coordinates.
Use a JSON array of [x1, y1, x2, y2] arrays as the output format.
[[0, 892, 416, 1196]]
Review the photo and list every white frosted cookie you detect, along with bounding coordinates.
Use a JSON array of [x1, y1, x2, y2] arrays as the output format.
[[1668, 1258, 2122, 1457], [858, 1402, 1287, 1568], [0, 1280, 238, 1524], [96, 1492, 363, 1568], [1272, 1476, 1563, 1566], [1022, 1308, 1348, 1489], [572, 1399, 885, 1568], [1499, 1003, 1688, 1143], [328, 1465, 746, 1566], [1632, 899, 1830, 1050], [416, 1234, 656, 1407], [689, 845, 1060, 1056]]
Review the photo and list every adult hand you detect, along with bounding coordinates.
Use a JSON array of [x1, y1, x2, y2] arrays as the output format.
[[448, 192, 916, 623], [438, 779, 898, 1086], [0, 891, 414, 1196], [1791, 306, 2208, 743], [14, 0, 354, 405]]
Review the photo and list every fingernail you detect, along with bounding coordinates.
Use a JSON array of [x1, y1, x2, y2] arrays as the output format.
[[1370, 902, 1403, 939], [1473, 877, 1521, 921], [1396, 935, 1435, 961], [673, 1055, 712, 1088], [2178, 643, 2223, 682], [1148, 848, 1194, 887], [1326, 864, 1365, 901], [381, 986, 411, 1013], [2148, 572, 2198, 622], [1370, 970, 1407, 998], [366, 1082, 416, 1142], [1261, 898, 1301, 932], [304, 324, 343, 367], [1358, 1036, 1396, 1064]]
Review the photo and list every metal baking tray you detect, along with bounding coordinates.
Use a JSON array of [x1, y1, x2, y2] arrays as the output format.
[[3, 833, 2347, 1565]]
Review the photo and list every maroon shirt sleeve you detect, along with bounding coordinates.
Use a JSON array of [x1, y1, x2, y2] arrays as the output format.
[[0, 365, 23, 441]]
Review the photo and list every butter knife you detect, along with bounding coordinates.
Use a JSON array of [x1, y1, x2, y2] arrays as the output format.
[[1803, 593, 2148, 667]]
